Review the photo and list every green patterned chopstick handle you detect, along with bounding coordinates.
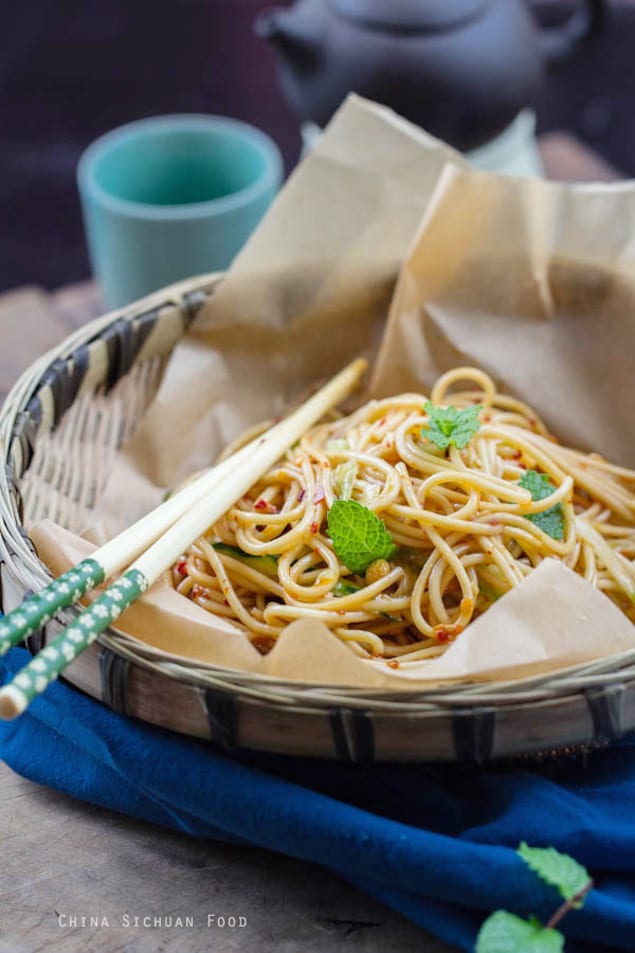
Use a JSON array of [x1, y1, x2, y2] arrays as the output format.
[[0, 558, 105, 657], [0, 567, 148, 718]]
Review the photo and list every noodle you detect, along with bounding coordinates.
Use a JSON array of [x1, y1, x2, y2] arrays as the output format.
[[172, 368, 635, 665]]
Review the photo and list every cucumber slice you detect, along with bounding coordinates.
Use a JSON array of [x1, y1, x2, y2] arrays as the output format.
[[212, 543, 279, 579], [333, 580, 361, 597]]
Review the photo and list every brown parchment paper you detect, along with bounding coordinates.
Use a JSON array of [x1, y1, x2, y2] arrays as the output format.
[[371, 161, 635, 468], [29, 95, 635, 688]]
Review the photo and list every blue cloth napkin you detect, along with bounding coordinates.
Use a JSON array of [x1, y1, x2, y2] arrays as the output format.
[[2, 646, 635, 953]]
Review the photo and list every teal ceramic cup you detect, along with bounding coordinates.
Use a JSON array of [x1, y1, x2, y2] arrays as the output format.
[[77, 114, 283, 308]]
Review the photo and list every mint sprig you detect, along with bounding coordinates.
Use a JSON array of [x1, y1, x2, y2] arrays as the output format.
[[327, 500, 396, 574], [476, 843, 592, 952], [422, 402, 482, 451], [519, 471, 565, 541], [476, 912, 564, 953], [517, 843, 590, 905]]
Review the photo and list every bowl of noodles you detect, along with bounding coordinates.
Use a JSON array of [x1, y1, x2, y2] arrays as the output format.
[[3, 267, 634, 763], [171, 364, 634, 668]]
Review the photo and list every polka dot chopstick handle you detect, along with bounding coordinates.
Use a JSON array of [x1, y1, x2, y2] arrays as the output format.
[[0, 568, 148, 718], [0, 558, 105, 657], [0, 359, 368, 720]]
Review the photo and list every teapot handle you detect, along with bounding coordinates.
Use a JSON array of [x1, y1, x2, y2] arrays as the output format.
[[537, 0, 606, 63]]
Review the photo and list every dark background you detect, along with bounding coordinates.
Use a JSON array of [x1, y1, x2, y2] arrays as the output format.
[[1, 0, 634, 293]]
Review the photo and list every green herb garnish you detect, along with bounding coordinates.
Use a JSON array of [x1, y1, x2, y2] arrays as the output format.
[[327, 500, 396, 574], [519, 471, 565, 541], [476, 843, 592, 952], [422, 402, 482, 451], [212, 543, 279, 579], [476, 912, 564, 953], [517, 843, 590, 905]]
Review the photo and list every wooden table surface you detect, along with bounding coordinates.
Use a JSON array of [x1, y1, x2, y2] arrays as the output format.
[[0, 282, 454, 953], [0, 135, 621, 952], [0, 763, 453, 953]]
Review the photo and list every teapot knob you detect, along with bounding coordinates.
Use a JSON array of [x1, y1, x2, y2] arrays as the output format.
[[254, 6, 322, 65], [254, 7, 283, 42]]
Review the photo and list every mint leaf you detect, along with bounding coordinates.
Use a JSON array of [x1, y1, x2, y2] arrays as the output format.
[[327, 500, 396, 574], [526, 506, 565, 541], [519, 470, 554, 501], [519, 471, 565, 541], [517, 843, 591, 905], [422, 402, 482, 451], [476, 912, 564, 953]]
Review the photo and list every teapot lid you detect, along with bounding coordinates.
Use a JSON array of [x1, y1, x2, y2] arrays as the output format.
[[330, 0, 486, 33]]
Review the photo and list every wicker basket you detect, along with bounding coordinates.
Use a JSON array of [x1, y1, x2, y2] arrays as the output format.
[[1, 273, 634, 764]]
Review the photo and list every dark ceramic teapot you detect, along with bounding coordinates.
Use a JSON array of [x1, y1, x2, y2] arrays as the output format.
[[256, 0, 605, 151]]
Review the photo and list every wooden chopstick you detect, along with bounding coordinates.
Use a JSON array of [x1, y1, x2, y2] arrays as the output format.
[[0, 358, 367, 719], [0, 403, 292, 658]]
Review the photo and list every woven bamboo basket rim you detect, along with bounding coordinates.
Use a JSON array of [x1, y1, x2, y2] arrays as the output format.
[[1, 272, 634, 762]]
